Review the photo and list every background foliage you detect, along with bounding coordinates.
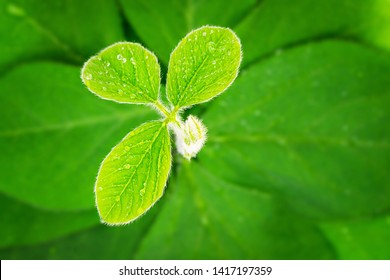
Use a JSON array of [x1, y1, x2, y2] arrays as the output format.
[[0, 0, 389, 259]]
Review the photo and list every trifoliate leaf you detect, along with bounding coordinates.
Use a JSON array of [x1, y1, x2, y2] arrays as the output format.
[[166, 26, 241, 108], [81, 42, 161, 104], [96, 121, 171, 225]]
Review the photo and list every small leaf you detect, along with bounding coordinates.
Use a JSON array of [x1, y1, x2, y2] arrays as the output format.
[[166, 26, 242, 108], [96, 121, 171, 225], [81, 42, 161, 104]]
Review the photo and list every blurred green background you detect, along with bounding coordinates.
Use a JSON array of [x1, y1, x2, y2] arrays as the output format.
[[0, 0, 390, 259]]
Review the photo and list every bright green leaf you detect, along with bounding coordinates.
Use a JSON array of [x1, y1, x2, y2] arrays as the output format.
[[0, 0, 124, 73], [0, 62, 156, 210], [135, 162, 334, 259], [201, 41, 390, 219], [96, 121, 171, 225], [166, 26, 241, 108], [320, 215, 390, 259], [120, 0, 256, 65], [0, 194, 98, 248], [81, 42, 161, 104]]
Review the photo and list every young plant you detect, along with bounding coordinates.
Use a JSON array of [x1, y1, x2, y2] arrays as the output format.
[[81, 26, 242, 225]]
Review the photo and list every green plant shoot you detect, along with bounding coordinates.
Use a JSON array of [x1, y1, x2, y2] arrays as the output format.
[[81, 26, 242, 225]]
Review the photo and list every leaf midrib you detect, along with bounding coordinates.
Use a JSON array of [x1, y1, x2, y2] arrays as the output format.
[[104, 122, 165, 220]]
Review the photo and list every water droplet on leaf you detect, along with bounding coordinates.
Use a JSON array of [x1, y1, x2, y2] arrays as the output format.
[[207, 42, 216, 52], [84, 73, 92, 80]]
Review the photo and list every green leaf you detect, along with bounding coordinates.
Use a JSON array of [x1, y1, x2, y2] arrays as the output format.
[[0, 62, 156, 210], [0, 206, 158, 259], [0, 194, 98, 248], [81, 42, 161, 104], [120, 0, 256, 64], [166, 26, 241, 108], [355, 0, 390, 51], [0, 0, 124, 73], [236, 0, 390, 67], [201, 41, 390, 219], [320, 215, 390, 259], [96, 121, 171, 225], [135, 162, 334, 259]]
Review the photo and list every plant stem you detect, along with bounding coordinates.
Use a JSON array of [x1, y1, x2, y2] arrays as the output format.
[[153, 100, 170, 117]]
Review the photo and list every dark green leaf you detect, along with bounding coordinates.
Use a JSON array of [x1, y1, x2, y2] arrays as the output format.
[[0, 206, 158, 259], [0, 194, 98, 248], [320, 215, 390, 259], [201, 41, 390, 219], [236, 0, 390, 67], [0, 0, 124, 72], [135, 162, 334, 259]]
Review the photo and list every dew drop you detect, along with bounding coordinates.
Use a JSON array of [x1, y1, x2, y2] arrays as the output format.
[[122, 58, 127, 63], [117, 54, 123, 60], [145, 55, 149, 59], [139, 188, 145, 196], [202, 32, 207, 36], [102, 86, 107, 91], [118, 89, 123, 94], [124, 164, 131, 169], [210, 30, 214, 34], [105, 61, 110, 67], [98, 186, 103, 191], [84, 73, 92, 80], [212, 60, 216, 65], [207, 42, 216, 52], [115, 196, 120, 202]]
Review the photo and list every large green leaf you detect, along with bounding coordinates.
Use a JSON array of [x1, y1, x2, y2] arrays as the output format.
[[201, 40, 390, 219], [166, 26, 241, 108], [236, 0, 390, 67], [0, 194, 98, 248], [120, 0, 256, 64], [0, 0, 124, 73], [135, 162, 334, 259], [0, 205, 159, 259], [320, 215, 390, 259], [0, 63, 156, 210], [96, 121, 171, 225]]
